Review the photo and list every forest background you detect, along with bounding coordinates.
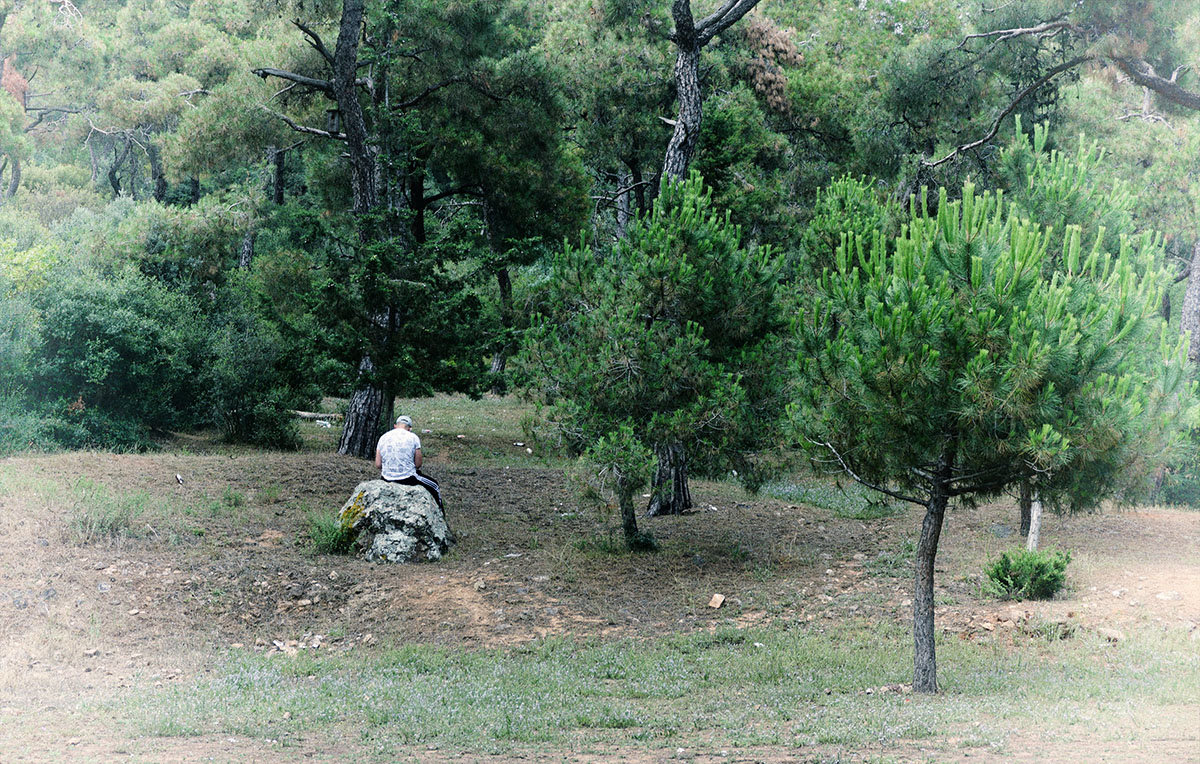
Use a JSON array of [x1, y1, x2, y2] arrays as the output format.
[[3, 0, 1200, 469], [0, 0, 1199, 751]]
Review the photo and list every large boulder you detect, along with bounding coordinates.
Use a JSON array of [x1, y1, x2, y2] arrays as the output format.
[[338, 480, 451, 563]]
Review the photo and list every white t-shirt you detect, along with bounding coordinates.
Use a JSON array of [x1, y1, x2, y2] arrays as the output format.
[[377, 428, 421, 480]]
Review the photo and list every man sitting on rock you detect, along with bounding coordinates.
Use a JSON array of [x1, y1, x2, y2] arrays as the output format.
[[374, 415, 444, 510]]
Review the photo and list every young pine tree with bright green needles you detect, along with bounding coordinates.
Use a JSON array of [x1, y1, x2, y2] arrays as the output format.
[[793, 184, 1195, 693], [518, 173, 790, 548]]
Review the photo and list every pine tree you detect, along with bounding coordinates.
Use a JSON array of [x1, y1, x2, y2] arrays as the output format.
[[793, 183, 1194, 692], [520, 173, 788, 546]]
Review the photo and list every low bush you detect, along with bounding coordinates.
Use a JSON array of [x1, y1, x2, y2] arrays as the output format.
[[984, 548, 1071, 600], [0, 395, 63, 455], [307, 511, 356, 555], [1156, 465, 1200, 508], [205, 296, 306, 450], [44, 405, 159, 452], [29, 264, 208, 444]]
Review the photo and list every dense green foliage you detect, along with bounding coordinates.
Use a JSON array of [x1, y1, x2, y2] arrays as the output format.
[[0, 0, 1197, 453], [984, 548, 1071, 600], [795, 182, 1187, 508], [307, 510, 357, 555], [519, 174, 788, 544], [792, 176, 1194, 690]]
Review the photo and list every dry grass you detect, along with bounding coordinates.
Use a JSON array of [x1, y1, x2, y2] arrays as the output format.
[[0, 397, 1197, 762]]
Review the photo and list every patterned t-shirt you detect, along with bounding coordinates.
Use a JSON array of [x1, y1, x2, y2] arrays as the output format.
[[377, 428, 421, 480]]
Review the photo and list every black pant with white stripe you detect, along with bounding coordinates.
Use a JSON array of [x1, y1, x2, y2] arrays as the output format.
[[385, 471, 443, 510]]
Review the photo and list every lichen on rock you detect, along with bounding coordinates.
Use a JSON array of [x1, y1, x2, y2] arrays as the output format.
[[337, 480, 451, 563]]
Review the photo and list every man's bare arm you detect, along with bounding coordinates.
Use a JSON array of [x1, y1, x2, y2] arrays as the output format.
[[414, 448, 423, 470], [374, 448, 382, 470]]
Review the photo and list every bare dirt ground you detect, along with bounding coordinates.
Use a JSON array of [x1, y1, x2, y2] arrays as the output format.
[[1, 444, 1197, 763]]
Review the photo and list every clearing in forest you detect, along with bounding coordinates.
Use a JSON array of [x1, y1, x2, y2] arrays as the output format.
[[1, 396, 1197, 763]]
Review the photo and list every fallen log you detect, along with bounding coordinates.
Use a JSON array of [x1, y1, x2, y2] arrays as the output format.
[[293, 410, 344, 421]]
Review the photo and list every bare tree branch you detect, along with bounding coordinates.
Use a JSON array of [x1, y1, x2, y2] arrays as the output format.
[[392, 76, 464, 111], [423, 185, 480, 205], [957, 18, 1076, 49], [695, 0, 741, 32], [251, 67, 334, 95], [591, 179, 655, 203], [23, 105, 81, 132], [923, 54, 1093, 168], [806, 438, 927, 506], [696, 0, 761, 46], [1112, 58, 1200, 111], [270, 82, 298, 101], [294, 19, 335, 65], [258, 105, 345, 140]]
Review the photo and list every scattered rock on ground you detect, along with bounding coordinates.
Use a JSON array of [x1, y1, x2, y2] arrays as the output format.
[[1096, 627, 1126, 643]]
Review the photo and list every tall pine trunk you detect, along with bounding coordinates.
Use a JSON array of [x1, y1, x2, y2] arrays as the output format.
[[237, 230, 255, 269], [271, 145, 286, 205], [661, 4, 701, 182], [489, 267, 514, 395], [616, 169, 633, 238], [647, 441, 692, 516], [1180, 239, 1200, 361], [147, 144, 167, 202], [913, 485, 947, 693], [338, 355, 386, 458], [1025, 489, 1043, 552], [236, 146, 285, 270], [330, 0, 393, 459], [913, 443, 955, 694], [617, 477, 641, 548], [2, 153, 16, 199], [653, 0, 761, 507], [1018, 479, 1032, 536]]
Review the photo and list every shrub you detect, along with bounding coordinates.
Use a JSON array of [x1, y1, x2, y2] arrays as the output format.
[[204, 281, 307, 450], [984, 548, 1071, 600], [1156, 465, 1200, 508], [307, 511, 356, 555], [0, 395, 63, 455], [44, 406, 158, 452], [29, 264, 208, 439]]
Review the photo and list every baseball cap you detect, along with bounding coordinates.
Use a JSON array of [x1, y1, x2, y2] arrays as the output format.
[[396, 415, 412, 426]]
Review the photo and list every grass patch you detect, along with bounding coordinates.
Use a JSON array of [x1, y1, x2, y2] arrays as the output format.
[[573, 530, 657, 554], [765, 478, 904, 520], [305, 508, 356, 555], [865, 540, 916, 577], [67, 477, 155, 543], [113, 622, 1200, 755], [221, 486, 247, 509], [256, 483, 283, 505]]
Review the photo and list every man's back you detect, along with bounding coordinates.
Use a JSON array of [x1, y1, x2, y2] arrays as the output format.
[[378, 427, 421, 480]]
